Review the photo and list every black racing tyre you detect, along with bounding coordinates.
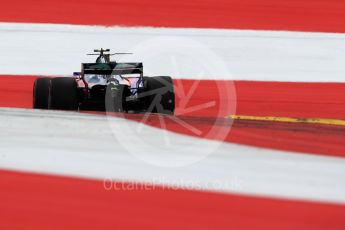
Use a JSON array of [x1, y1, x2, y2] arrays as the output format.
[[49, 77, 79, 110], [33, 77, 51, 109], [144, 76, 175, 115], [105, 83, 130, 113]]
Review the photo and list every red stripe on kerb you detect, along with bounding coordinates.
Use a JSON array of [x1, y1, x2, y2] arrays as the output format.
[[0, 169, 345, 230], [2, 76, 345, 119], [1, 75, 345, 157], [1, 0, 345, 33]]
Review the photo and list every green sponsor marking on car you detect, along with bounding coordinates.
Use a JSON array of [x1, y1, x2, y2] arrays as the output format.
[[89, 63, 112, 70]]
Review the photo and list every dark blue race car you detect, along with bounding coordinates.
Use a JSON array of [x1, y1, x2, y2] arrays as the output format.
[[33, 49, 175, 114]]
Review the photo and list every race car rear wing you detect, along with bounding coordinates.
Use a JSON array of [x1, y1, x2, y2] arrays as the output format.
[[82, 62, 143, 75]]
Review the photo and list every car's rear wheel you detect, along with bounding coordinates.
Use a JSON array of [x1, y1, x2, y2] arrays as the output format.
[[33, 77, 51, 109], [49, 77, 79, 110], [144, 76, 175, 115]]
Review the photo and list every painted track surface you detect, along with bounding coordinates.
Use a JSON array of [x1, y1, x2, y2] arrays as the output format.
[[2, 0, 345, 229], [1, 108, 345, 230], [1, 75, 345, 157], [2, 0, 345, 33], [2, 23, 345, 82], [1, 169, 345, 230]]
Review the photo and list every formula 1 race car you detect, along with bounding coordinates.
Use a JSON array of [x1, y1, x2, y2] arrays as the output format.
[[33, 49, 175, 114]]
